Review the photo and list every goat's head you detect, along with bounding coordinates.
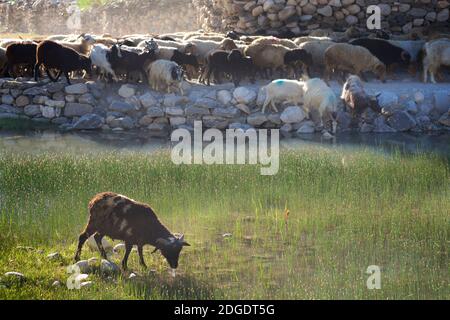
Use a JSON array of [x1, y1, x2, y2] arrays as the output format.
[[79, 33, 96, 45], [144, 38, 159, 54], [171, 65, 184, 81], [153, 234, 190, 269]]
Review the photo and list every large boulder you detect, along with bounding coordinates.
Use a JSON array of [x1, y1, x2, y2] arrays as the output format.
[[280, 106, 307, 123], [118, 84, 136, 98], [71, 114, 104, 130], [387, 111, 416, 131], [65, 83, 88, 95], [233, 87, 257, 105], [64, 103, 93, 117]]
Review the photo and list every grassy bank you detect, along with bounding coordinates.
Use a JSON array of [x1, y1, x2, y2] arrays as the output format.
[[0, 147, 448, 299]]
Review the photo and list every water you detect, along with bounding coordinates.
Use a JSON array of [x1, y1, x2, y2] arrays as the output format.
[[0, 130, 449, 159]]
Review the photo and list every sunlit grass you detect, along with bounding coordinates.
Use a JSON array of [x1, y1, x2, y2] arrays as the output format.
[[0, 147, 448, 299]]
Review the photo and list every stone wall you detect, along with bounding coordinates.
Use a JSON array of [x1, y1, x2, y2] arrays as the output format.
[[1, 78, 449, 135], [0, 0, 200, 36], [194, 0, 450, 35]]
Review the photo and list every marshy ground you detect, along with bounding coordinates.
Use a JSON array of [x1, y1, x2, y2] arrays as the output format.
[[0, 132, 448, 299]]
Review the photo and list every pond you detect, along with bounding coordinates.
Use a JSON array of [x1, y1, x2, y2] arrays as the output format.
[[0, 130, 449, 159]]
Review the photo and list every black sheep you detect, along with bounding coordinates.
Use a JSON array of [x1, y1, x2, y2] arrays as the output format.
[[205, 49, 254, 86], [34, 40, 91, 84], [108, 43, 158, 82], [349, 38, 411, 73], [5, 42, 37, 77], [170, 50, 199, 80], [284, 48, 313, 78], [227, 49, 255, 86]]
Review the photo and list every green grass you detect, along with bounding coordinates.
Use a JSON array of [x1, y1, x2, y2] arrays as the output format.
[[0, 147, 448, 299]]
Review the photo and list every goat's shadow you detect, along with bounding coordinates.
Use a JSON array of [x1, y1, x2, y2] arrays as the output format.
[[124, 271, 218, 300]]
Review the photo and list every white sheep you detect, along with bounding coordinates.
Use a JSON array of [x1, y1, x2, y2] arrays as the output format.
[[147, 59, 185, 95], [89, 44, 119, 81], [294, 36, 332, 45], [324, 43, 386, 82], [57, 34, 96, 55], [422, 39, 450, 83], [298, 40, 335, 73], [262, 79, 305, 113], [303, 78, 339, 133], [250, 36, 298, 49]]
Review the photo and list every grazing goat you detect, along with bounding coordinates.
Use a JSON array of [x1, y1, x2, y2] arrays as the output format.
[[75, 192, 190, 271], [262, 79, 305, 113], [324, 43, 386, 83], [34, 40, 92, 84], [5, 42, 37, 77], [90, 44, 119, 82], [340, 75, 381, 123], [205, 49, 254, 86], [422, 39, 450, 83], [147, 59, 185, 95], [109, 40, 159, 82], [302, 78, 339, 133], [349, 38, 411, 74], [245, 43, 311, 79]]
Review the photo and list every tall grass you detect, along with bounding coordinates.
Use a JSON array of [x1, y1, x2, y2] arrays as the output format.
[[0, 146, 448, 299]]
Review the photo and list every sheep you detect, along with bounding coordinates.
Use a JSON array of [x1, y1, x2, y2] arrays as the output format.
[[293, 36, 332, 45], [147, 59, 185, 95], [245, 42, 312, 79], [340, 75, 381, 123], [302, 78, 339, 134], [349, 38, 411, 74], [388, 39, 426, 75], [147, 46, 198, 80], [186, 38, 238, 61], [57, 34, 96, 56], [261, 79, 305, 113], [250, 36, 298, 49], [108, 40, 159, 82], [298, 40, 335, 75], [34, 40, 92, 84], [90, 44, 119, 82], [422, 39, 450, 83], [74, 192, 190, 271], [204, 49, 254, 86], [324, 43, 386, 83], [5, 42, 37, 77]]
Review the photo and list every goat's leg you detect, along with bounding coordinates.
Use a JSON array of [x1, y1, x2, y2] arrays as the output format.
[[271, 100, 278, 113], [121, 243, 133, 271], [206, 66, 213, 86], [137, 245, 147, 269], [34, 63, 42, 81], [64, 71, 71, 85], [94, 233, 108, 260]]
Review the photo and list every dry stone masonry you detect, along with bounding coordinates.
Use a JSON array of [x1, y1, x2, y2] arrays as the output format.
[[194, 0, 450, 35], [1, 78, 449, 135]]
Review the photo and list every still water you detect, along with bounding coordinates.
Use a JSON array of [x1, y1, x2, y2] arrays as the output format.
[[0, 130, 449, 159]]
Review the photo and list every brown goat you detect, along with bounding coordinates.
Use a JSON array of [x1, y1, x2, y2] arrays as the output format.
[[74, 192, 190, 271], [340, 75, 381, 125]]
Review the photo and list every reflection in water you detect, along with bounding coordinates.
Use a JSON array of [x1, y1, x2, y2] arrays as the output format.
[[0, 130, 449, 159]]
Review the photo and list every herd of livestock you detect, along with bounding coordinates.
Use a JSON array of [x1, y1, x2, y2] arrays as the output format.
[[0, 29, 449, 132]]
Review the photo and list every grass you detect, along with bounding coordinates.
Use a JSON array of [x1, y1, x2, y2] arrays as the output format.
[[0, 146, 448, 299]]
